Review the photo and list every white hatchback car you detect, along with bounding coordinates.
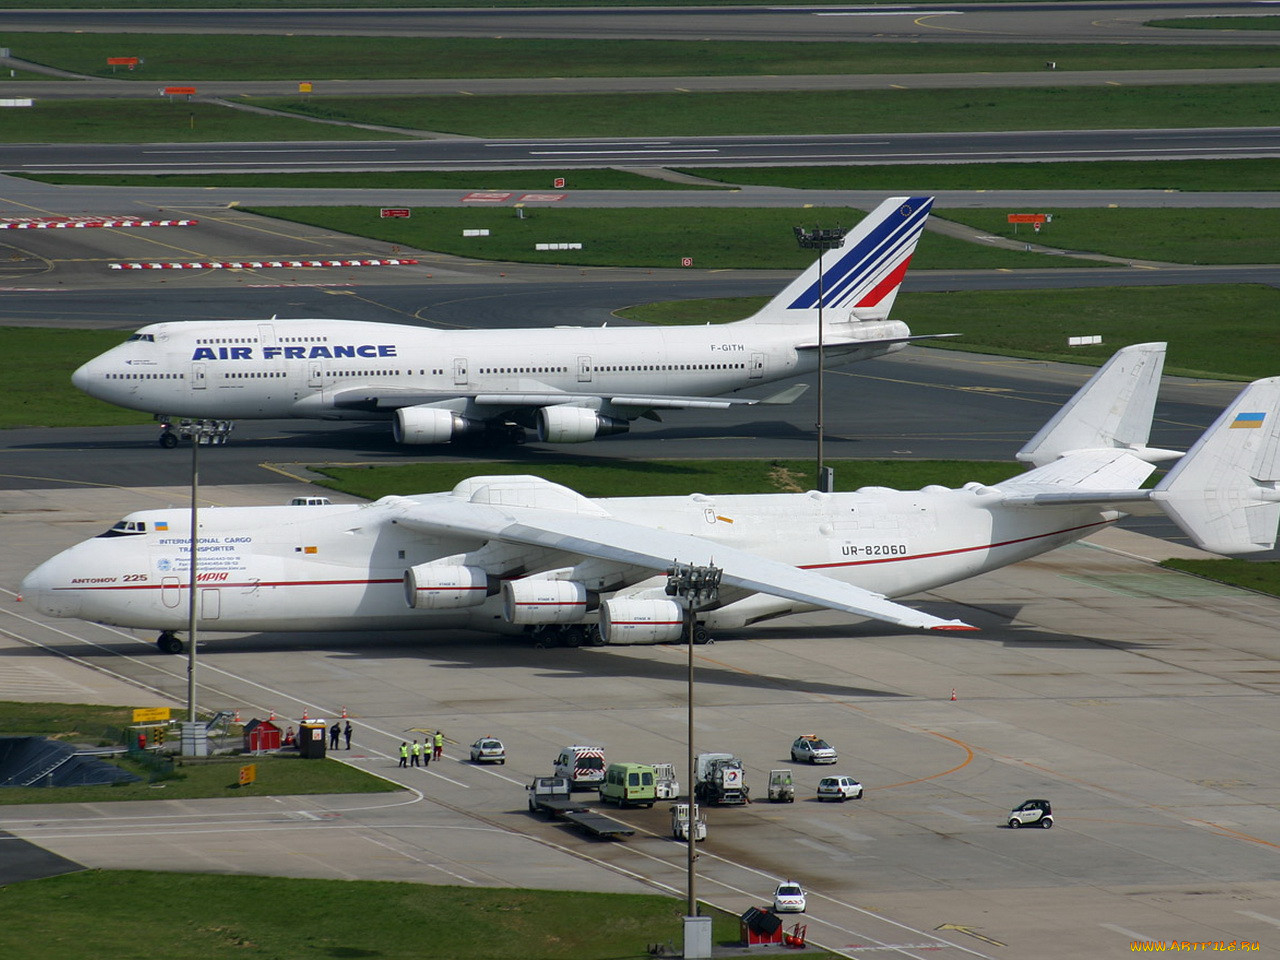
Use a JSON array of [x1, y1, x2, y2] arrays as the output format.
[[816, 775, 863, 802], [773, 881, 806, 913], [790, 735, 837, 764], [469, 737, 506, 764]]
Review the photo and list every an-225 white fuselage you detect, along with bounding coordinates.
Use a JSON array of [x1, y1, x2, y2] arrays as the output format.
[[24, 343, 1280, 652], [71, 196, 940, 447]]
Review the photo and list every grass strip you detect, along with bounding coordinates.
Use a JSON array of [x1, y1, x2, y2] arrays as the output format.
[[313, 459, 1023, 502], [240, 205, 1088, 270], [243, 84, 1280, 138], [621, 285, 1280, 381], [0, 100, 400, 144], [0, 752, 399, 805], [0, 870, 750, 960], [937, 208, 1280, 265], [1161, 558, 1280, 594], [677, 158, 1280, 193], [19, 168, 716, 190], [10, 34, 1277, 81], [25, 157, 1280, 193], [1149, 16, 1280, 31], [1, 328, 156, 429]]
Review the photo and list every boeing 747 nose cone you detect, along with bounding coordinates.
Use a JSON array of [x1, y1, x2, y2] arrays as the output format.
[[71, 358, 95, 395]]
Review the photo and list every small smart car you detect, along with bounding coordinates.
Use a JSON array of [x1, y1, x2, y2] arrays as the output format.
[[1008, 799, 1053, 828]]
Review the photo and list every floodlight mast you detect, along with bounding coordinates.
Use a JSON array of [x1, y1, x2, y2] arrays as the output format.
[[665, 560, 722, 928]]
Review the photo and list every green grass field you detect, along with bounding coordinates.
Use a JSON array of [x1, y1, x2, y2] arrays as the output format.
[[21, 168, 716, 191], [27, 157, 1280, 193], [239, 205, 1092, 271], [9, 34, 1275, 81], [314, 459, 1024, 501], [0, 100, 401, 144], [0, 871, 752, 960], [4, 282, 1278, 433], [938, 208, 1280, 265], [679, 158, 1280, 193], [245, 84, 1280, 138], [1161, 558, 1280, 594], [1, 328, 154, 429], [621, 285, 1280, 381]]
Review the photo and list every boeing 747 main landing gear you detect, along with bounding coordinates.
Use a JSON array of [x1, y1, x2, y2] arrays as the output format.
[[156, 417, 234, 449]]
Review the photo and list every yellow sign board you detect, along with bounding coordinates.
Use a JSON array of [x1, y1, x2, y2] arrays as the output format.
[[299, 82, 312, 93], [133, 707, 171, 723], [238, 764, 257, 786]]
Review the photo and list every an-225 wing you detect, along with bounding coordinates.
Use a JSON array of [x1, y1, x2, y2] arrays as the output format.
[[384, 494, 975, 632]]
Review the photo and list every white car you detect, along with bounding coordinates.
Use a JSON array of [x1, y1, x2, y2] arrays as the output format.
[[773, 881, 807, 914], [469, 737, 506, 764], [790, 735, 837, 765], [816, 775, 863, 802]]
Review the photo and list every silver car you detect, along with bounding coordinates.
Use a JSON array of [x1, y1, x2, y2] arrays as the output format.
[[469, 737, 506, 764], [816, 775, 863, 802], [790, 735, 837, 765]]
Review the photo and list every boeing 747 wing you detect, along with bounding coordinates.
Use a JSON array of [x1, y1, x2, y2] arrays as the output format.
[[23, 343, 1280, 653], [71, 196, 946, 449]]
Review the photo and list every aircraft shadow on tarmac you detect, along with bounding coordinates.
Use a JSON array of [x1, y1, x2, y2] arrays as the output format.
[[26, 629, 900, 700]]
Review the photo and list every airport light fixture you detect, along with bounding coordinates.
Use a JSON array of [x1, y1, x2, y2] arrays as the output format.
[[794, 226, 846, 492], [666, 560, 721, 958], [181, 419, 231, 757]]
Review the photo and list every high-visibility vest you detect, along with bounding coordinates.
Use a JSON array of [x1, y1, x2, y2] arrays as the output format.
[[412, 742, 422, 756], [434, 733, 443, 748], [399, 743, 408, 758]]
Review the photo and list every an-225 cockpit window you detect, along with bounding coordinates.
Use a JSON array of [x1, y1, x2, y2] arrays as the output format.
[[98, 520, 148, 538]]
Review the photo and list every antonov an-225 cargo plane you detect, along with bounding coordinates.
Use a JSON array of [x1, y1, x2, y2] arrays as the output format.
[[72, 196, 944, 448], [23, 343, 1280, 653]]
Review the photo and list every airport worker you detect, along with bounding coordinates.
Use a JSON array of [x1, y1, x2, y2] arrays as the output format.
[[344, 721, 353, 750], [329, 722, 340, 749], [411, 739, 422, 767], [434, 730, 444, 760], [398, 741, 408, 768]]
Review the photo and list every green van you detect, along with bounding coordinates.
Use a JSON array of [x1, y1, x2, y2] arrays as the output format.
[[598, 762, 657, 808]]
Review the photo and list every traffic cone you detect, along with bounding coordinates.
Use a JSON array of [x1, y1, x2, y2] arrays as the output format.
[[950, 688, 957, 702], [233, 709, 241, 723], [268, 709, 275, 721], [301, 707, 309, 722], [341, 706, 348, 719]]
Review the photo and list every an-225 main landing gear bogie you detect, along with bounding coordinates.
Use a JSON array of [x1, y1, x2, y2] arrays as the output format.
[[527, 623, 712, 648]]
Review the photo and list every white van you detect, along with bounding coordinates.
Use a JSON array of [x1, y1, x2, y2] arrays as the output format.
[[553, 745, 605, 789]]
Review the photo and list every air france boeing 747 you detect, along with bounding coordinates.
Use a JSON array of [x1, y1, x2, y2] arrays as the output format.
[[72, 196, 944, 448]]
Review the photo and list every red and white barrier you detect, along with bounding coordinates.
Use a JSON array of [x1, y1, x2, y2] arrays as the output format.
[[0, 217, 198, 229], [109, 258, 419, 271]]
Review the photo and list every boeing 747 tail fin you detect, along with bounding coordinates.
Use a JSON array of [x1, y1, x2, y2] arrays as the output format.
[[742, 195, 932, 327]]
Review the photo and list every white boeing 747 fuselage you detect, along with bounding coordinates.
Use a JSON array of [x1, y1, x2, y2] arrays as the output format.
[[71, 196, 939, 447]]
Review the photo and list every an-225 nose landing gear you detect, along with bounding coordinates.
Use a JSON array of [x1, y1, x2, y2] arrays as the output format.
[[157, 632, 184, 654]]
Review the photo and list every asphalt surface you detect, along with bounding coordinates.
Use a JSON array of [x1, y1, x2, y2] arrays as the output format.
[[1, 2, 1276, 45], [6, 127, 1280, 175]]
